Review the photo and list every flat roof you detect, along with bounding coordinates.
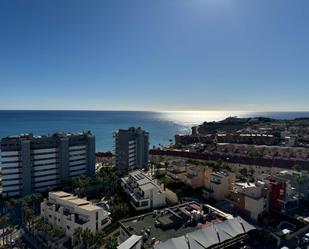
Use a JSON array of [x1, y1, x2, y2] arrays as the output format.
[[69, 198, 90, 206], [120, 202, 227, 248], [139, 182, 157, 191], [51, 191, 72, 198], [49, 191, 104, 212], [81, 204, 102, 211]]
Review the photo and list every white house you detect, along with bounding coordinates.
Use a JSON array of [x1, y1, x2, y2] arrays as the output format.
[[121, 170, 166, 211], [41, 191, 111, 240]]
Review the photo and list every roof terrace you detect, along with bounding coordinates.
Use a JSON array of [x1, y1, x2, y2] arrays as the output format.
[[120, 202, 229, 248]]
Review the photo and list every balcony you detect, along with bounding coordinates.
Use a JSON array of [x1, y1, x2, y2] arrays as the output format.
[[75, 214, 89, 225], [210, 178, 221, 184]]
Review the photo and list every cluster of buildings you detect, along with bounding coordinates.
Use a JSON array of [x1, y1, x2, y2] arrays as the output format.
[[152, 158, 309, 223], [214, 143, 309, 160], [118, 201, 255, 249], [1, 126, 309, 249], [175, 132, 278, 147], [0, 132, 95, 197]]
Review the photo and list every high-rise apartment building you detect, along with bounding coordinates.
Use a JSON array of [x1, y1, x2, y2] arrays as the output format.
[[0, 132, 95, 197], [113, 127, 149, 176]]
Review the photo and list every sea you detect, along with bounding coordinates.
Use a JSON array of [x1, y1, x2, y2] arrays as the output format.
[[0, 110, 309, 152]]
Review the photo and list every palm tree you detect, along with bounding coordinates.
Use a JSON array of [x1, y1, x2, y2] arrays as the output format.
[[95, 175, 104, 199], [73, 227, 83, 246], [22, 206, 35, 231], [0, 214, 9, 245], [94, 230, 106, 248], [15, 239, 26, 249], [72, 175, 91, 197], [30, 193, 43, 212], [105, 236, 118, 249], [81, 228, 94, 249], [6, 224, 15, 247]]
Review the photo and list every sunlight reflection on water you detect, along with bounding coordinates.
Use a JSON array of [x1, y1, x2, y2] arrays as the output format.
[[158, 110, 252, 126]]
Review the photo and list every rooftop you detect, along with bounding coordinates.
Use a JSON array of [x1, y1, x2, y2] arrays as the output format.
[[2, 131, 93, 141], [153, 216, 256, 249], [48, 191, 102, 212], [120, 202, 229, 248]]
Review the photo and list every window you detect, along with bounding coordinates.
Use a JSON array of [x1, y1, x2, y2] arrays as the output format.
[[101, 219, 109, 226], [141, 201, 149, 207]]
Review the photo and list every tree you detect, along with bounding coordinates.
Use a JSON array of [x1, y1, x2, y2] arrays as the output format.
[[72, 175, 91, 197], [6, 225, 15, 246], [105, 236, 118, 249], [94, 230, 106, 248], [249, 168, 255, 176], [95, 175, 105, 199], [81, 228, 94, 249], [109, 202, 129, 221], [30, 193, 43, 211], [22, 206, 35, 231], [15, 239, 26, 249], [293, 164, 301, 172], [0, 214, 9, 245], [163, 161, 169, 174], [239, 168, 248, 177], [73, 227, 83, 245]]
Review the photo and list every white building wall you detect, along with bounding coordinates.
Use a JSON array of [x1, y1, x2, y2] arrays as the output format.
[[245, 196, 266, 220]]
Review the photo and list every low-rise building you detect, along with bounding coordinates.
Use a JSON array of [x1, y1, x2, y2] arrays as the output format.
[[228, 181, 269, 220], [182, 166, 212, 189], [121, 170, 166, 211], [266, 176, 299, 214], [119, 202, 251, 249], [203, 172, 235, 201], [276, 170, 309, 200], [153, 216, 256, 249], [40, 191, 111, 241]]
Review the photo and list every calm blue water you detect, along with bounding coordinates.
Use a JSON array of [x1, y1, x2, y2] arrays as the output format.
[[0, 110, 309, 151]]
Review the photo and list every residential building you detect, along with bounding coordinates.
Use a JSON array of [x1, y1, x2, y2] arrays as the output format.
[[0, 132, 95, 197], [266, 176, 299, 214], [41, 191, 111, 241], [228, 181, 269, 220], [276, 170, 309, 200], [181, 165, 212, 189], [121, 170, 166, 211], [203, 172, 235, 201], [153, 217, 255, 249], [119, 202, 249, 249], [117, 235, 142, 249], [114, 127, 149, 176]]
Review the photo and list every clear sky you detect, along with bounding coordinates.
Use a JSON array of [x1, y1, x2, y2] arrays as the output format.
[[1, 0, 308, 111]]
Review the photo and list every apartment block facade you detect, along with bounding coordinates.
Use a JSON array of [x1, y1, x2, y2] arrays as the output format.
[[41, 192, 110, 240], [228, 181, 269, 220], [121, 170, 166, 211], [203, 172, 235, 201], [0, 132, 95, 197], [114, 127, 149, 176]]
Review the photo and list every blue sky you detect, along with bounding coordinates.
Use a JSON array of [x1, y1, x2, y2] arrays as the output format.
[[0, 0, 308, 111]]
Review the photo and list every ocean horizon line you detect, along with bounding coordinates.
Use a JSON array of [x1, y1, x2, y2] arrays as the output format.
[[1, 109, 309, 113]]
